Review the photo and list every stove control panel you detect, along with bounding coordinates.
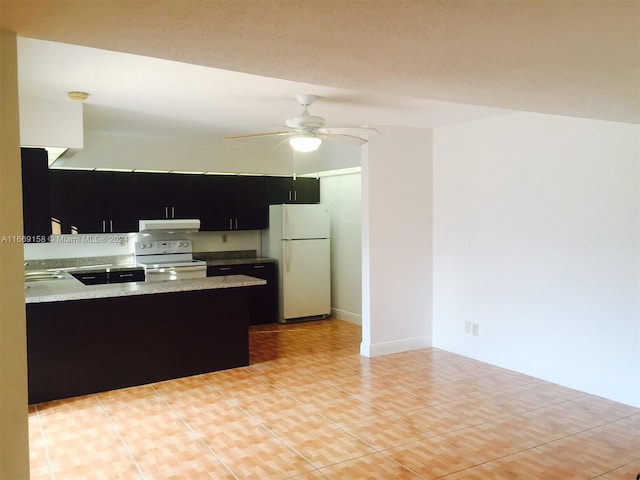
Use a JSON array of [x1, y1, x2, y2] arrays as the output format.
[[134, 239, 193, 256]]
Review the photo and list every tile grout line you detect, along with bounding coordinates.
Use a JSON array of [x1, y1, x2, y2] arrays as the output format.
[[95, 396, 146, 480], [198, 375, 323, 476], [149, 383, 241, 480], [33, 404, 55, 480]]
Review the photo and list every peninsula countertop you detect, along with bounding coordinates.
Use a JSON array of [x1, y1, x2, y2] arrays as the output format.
[[25, 274, 266, 304]]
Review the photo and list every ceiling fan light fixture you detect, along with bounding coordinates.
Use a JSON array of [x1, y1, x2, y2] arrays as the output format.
[[289, 135, 321, 153]]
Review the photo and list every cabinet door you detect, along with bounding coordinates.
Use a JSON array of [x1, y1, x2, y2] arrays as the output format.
[[137, 173, 170, 220], [264, 176, 293, 204], [207, 262, 277, 325], [292, 177, 320, 204], [234, 176, 267, 230], [49, 169, 74, 234], [198, 175, 234, 231], [71, 170, 108, 233], [21, 148, 51, 241], [239, 263, 277, 324], [264, 176, 320, 204], [104, 172, 139, 233], [169, 174, 200, 219]]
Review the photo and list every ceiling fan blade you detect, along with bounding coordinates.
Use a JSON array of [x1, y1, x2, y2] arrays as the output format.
[[317, 133, 368, 146], [224, 131, 290, 140], [274, 136, 295, 149], [317, 126, 381, 135]]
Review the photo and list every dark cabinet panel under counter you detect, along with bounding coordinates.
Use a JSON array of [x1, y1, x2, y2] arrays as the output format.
[[25, 276, 264, 404], [70, 270, 108, 285], [205, 260, 277, 325]]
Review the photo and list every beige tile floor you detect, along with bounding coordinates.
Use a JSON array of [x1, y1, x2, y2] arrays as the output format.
[[29, 319, 639, 479]]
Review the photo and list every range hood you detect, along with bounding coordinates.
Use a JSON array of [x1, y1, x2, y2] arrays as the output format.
[[139, 219, 201, 232]]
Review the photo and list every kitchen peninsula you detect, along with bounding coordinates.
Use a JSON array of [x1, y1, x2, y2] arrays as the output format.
[[25, 273, 265, 404]]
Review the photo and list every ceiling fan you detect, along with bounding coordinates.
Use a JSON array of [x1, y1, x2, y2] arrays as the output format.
[[225, 94, 379, 152]]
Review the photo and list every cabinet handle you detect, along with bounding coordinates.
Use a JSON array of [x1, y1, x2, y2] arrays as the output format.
[[83, 276, 96, 280], [165, 206, 169, 218], [109, 220, 113, 232], [253, 265, 265, 269], [288, 190, 292, 201], [235, 218, 238, 230], [119, 273, 134, 277], [219, 267, 231, 271], [102, 220, 106, 232], [171, 206, 175, 218], [294, 190, 297, 201], [229, 218, 232, 230]]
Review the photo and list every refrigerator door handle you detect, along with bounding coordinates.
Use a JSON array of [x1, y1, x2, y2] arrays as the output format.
[[284, 206, 290, 240], [284, 241, 291, 273]]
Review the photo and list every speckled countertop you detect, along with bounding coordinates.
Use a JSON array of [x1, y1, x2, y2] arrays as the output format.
[[25, 274, 266, 304]]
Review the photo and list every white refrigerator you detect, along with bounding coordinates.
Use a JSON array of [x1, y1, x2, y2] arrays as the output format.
[[263, 204, 331, 323]]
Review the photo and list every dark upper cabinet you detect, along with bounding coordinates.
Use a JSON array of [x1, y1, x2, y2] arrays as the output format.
[[42, 170, 295, 235], [101, 171, 139, 233], [232, 176, 267, 230], [264, 176, 320, 204], [198, 175, 266, 231], [49, 170, 138, 234], [21, 147, 51, 241], [70, 170, 107, 233], [170, 174, 200, 219], [48, 169, 74, 234], [137, 173, 200, 220], [198, 175, 234, 231]]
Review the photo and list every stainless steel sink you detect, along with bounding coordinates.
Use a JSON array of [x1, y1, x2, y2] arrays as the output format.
[[24, 271, 65, 282]]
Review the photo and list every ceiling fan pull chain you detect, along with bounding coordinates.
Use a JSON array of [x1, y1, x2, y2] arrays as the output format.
[[293, 150, 297, 181]]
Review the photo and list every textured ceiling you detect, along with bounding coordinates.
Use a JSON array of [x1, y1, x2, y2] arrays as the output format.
[[1, 0, 639, 125]]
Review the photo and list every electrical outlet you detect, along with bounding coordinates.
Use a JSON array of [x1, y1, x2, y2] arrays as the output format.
[[472, 323, 479, 336], [465, 321, 471, 334], [222, 234, 228, 243]]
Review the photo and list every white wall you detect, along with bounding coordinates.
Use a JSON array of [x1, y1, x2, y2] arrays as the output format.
[[433, 112, 640, 407], [361, 126, 433, 356], [20, 95, 84, 149], [321, 172, 362, 324]]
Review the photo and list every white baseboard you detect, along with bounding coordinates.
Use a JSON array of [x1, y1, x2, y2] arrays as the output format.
[[331, 308, 361, 325], [360, 335, 432, 358]]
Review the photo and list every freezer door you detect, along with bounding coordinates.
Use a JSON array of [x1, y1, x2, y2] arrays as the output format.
[[281, 204, 330, 240], [281, 238, 331, 320]]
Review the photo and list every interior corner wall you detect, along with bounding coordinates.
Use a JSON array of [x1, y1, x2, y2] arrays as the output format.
[[432, 112, 640, 407], [361, 126, 433, 357], [321, 173, 362, 324], [0, 30, 31, 480]]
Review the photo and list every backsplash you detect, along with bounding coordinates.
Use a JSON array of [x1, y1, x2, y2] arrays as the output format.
[[24, 255, 134, 272], [24, 230, 262, 261]]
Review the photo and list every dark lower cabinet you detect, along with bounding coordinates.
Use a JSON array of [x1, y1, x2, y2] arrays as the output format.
[[108, 268, 145, 283], [207, 262, 276, 325], [26, 288, 250, 404], [70, 271, 109, 285]]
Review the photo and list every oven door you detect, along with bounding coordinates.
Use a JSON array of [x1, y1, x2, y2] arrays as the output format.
[[144, 264, 207, 282]]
